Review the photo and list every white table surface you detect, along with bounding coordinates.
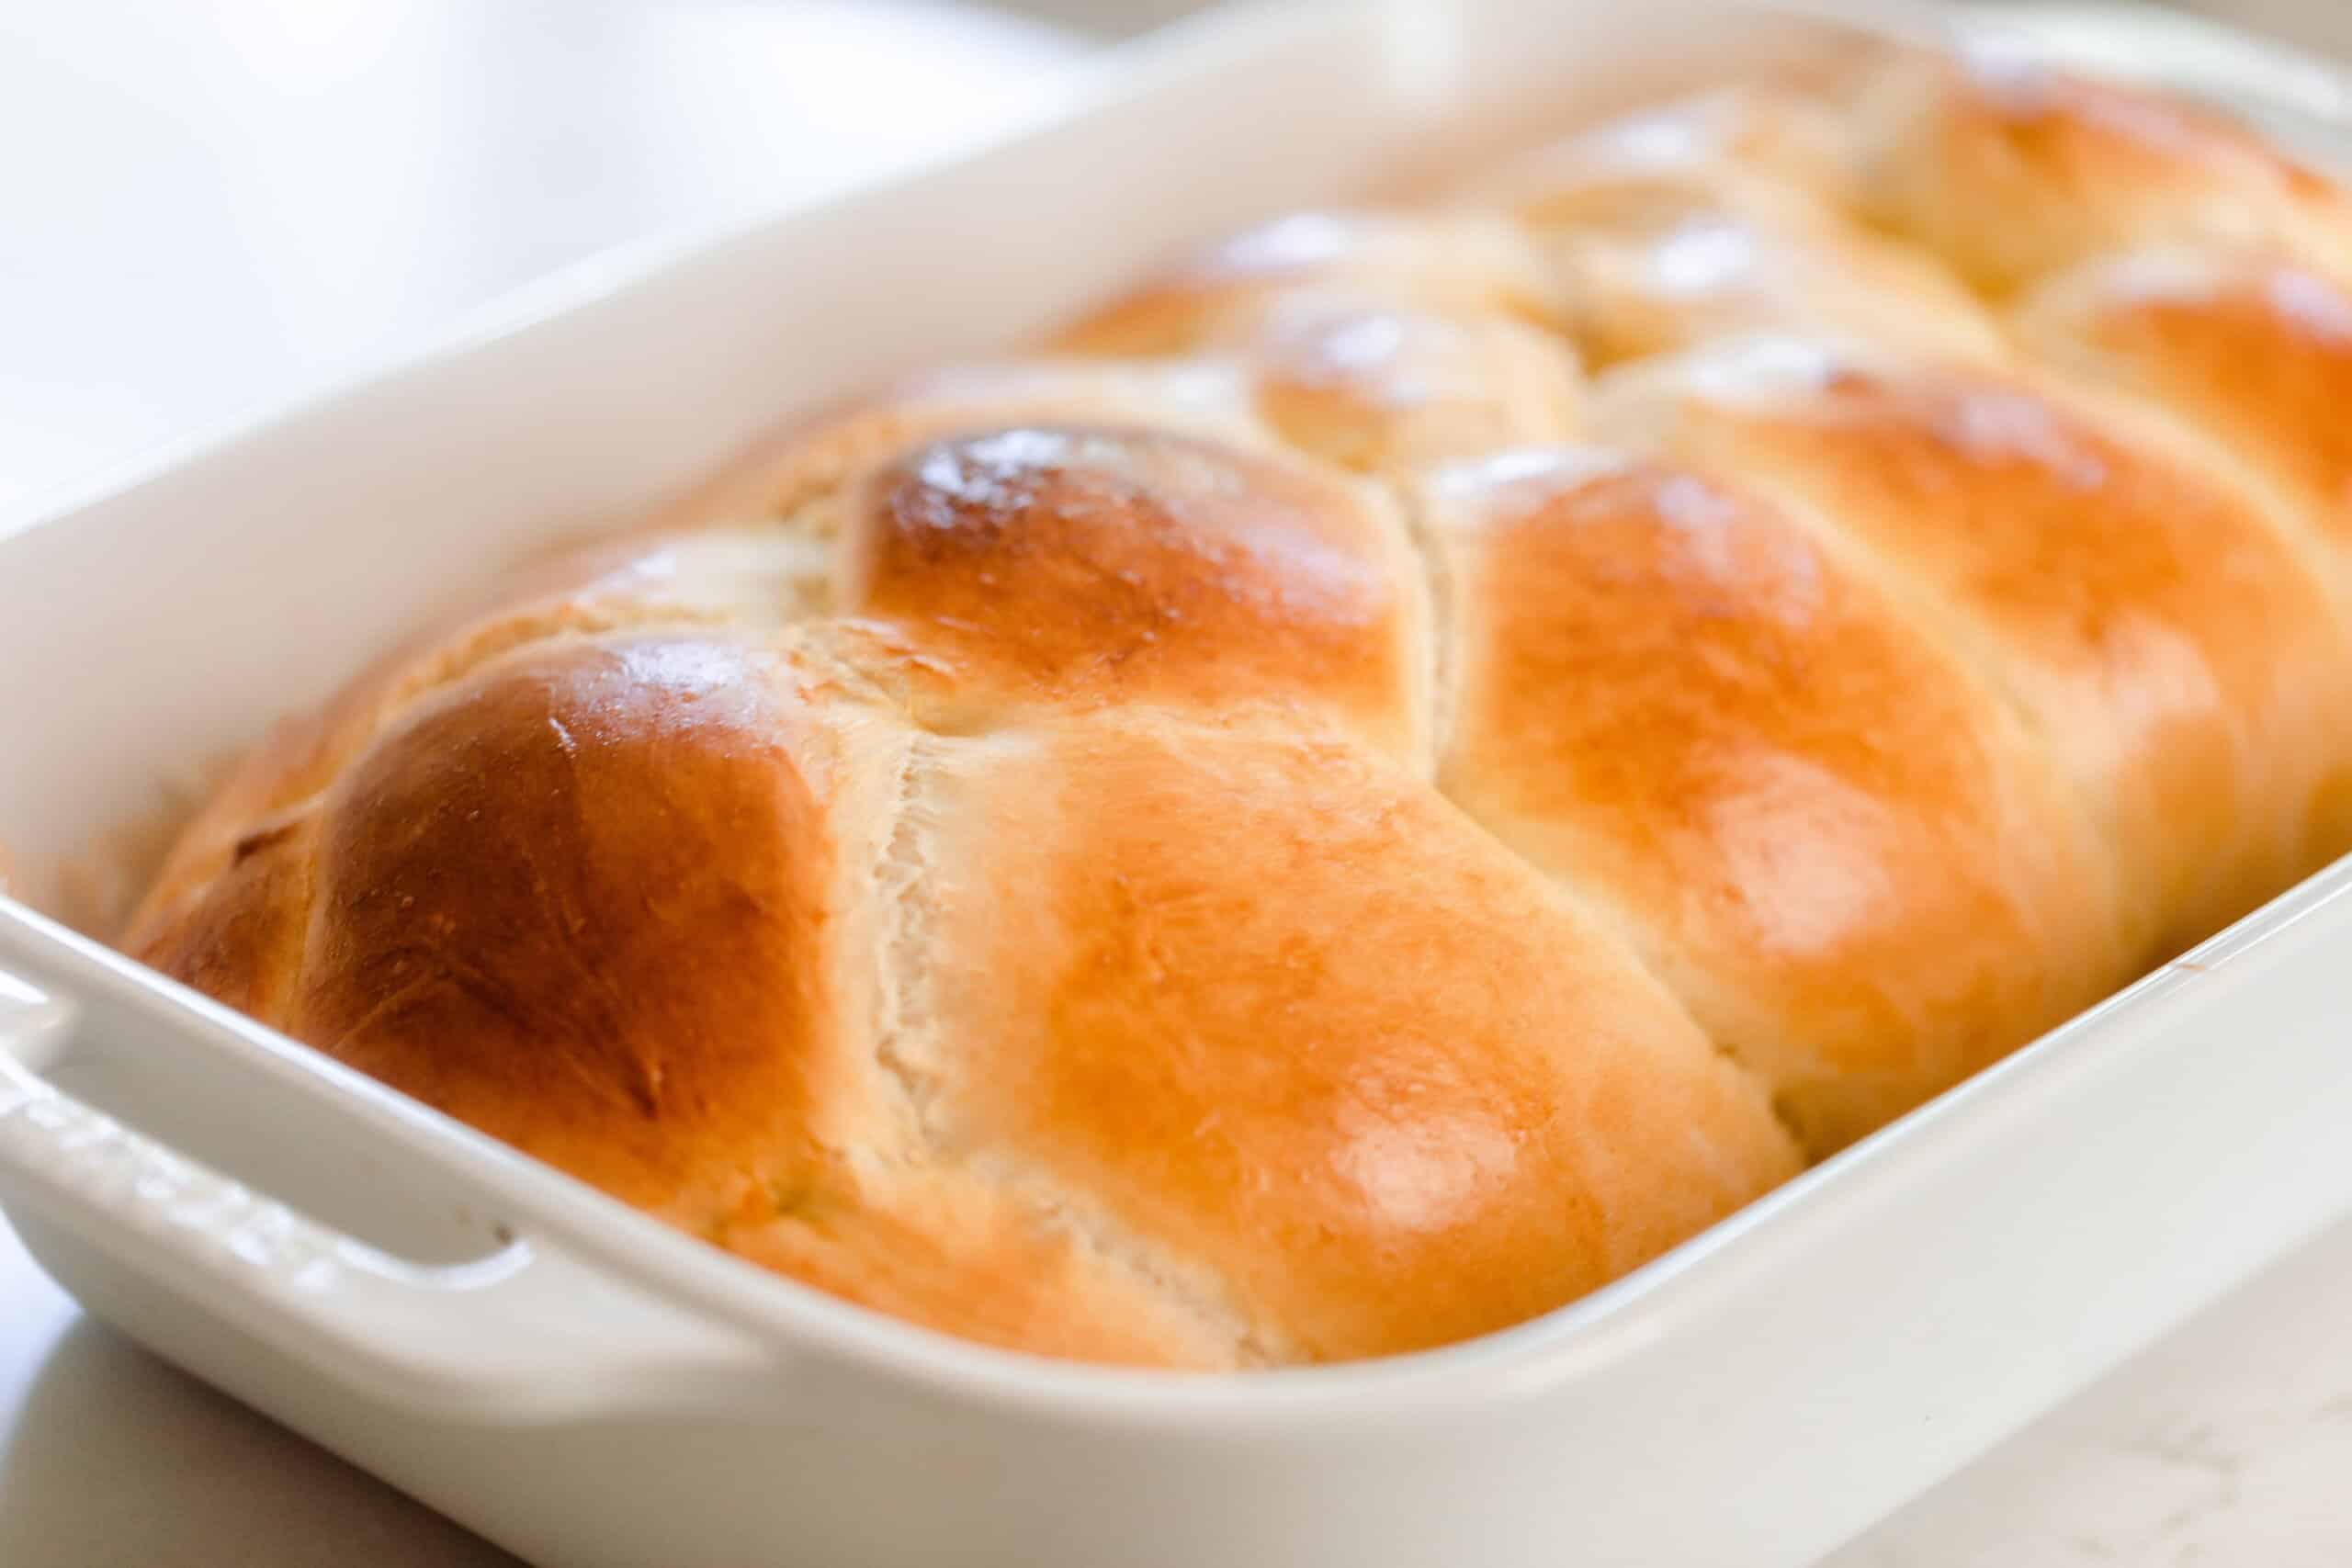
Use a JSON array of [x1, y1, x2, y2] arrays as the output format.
[[3, 2, 2350, 1563]]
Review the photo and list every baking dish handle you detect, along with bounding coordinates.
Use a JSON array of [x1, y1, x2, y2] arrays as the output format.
[[0, 969, 787, 1426]]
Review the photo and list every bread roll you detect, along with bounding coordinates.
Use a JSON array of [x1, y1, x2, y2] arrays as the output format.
[[1851, 41, 2352, 294], [1586, 335, 2352, 962], [1481, 88, 2007, 367], [1422, 448, 2125, 1153], [2015, 250, 2352, 583], [127, 45, 2352, 1366], [1056, 212, 1587, 473]]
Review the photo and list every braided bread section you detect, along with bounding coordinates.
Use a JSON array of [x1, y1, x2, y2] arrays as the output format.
[[124, 37, 2352, 1366]]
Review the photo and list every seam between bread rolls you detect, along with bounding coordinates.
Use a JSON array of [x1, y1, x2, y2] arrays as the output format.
[[1001, 341, 1818, 1147], [1046, 307, 1826, 1147], [1388, 484, 1462, 779], [868, 734, 949, 1145], [860, 725, 1289, 1363], [958, 1149, 1291, 1367]]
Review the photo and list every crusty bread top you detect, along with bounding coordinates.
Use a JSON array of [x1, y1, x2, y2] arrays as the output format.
[[126, 40, 2352, 1368]]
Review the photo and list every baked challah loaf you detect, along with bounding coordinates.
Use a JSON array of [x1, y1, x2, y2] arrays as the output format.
[[125, 38, 2352, 1368]]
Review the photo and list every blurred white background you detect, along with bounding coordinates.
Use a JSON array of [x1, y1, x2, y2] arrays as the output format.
[[0, 0, 1113, 514], [9, 0, 2351, 516]]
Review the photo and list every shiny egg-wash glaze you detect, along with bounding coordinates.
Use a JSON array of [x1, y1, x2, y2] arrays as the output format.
[[122, 40, 2352, 1368]]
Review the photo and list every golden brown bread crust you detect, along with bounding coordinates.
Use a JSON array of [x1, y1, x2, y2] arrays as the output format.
[[911, 716, 1796, 1359], [719, 1166, 1248, 1368], [1053, 214, 1589, 475], [141, 633, 879, 1219], [2016, 251, 2352, 566], [839, 424, 1430, 759], [1481, 89, 2007, 369], [126, 47, 2352, 1367], [1588, 339, 2352, 960], [290, 635, 864, 1218], [1534, 204, 2007, 370], [1464, 85, 1863, 231], [1229, 303, 1587, 474], [1427, 450, 2127, 1153], [652, 358, 1279, 538], [1854, 44, 2352, 295], [1052, 209, 1566, 355]]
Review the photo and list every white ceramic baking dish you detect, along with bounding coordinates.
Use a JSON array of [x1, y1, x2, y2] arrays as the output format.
[[6, 3, 2352, 1563]]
